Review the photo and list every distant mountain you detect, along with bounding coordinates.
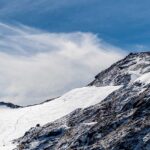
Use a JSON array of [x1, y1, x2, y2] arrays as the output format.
[[0, 102, 21, 109], [0, 52, 149, 150], [0, 98, 56, 109]]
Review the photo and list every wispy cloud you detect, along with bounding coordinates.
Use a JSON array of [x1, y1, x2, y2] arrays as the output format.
[[1, 0, 150, 49], [0, 23, 126, 105]]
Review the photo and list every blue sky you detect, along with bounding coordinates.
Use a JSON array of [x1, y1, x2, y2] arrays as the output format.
[[0, 1, 149, 105], [0, 0, 150, 51]]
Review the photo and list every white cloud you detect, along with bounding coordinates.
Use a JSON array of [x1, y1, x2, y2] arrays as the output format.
[[0, 23, 126, 105]]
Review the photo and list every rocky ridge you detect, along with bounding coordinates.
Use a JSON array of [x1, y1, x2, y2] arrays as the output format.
[[89, 52, 150, 86]]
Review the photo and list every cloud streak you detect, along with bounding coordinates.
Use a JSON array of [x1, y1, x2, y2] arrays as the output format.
[[0, 23, 126, 105], [1, 0, 150, 49]]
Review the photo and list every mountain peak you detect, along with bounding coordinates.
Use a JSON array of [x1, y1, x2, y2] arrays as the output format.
[[89, 52, 150, 86]]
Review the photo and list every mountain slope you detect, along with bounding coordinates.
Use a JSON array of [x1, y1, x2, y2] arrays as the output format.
[[0, 86, 120, 150], [13, 52, 150, 150], [0, 52, 149, 150], [14, 74, 150, 150]]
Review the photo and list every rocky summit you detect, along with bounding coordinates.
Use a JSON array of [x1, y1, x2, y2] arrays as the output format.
[[2, 52, 150, 150], [89, 52, 150, 86]]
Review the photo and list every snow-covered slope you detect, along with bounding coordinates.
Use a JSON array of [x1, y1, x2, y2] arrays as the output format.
[[16, 83, 150, 150], [0, 86, 120, 149]]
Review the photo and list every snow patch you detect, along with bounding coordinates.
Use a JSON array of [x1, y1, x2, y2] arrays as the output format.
[[134, 72, 150, 85], [128, 71, 141, 82], [83, 122, 97, 126], [143, 133, 150, 143]]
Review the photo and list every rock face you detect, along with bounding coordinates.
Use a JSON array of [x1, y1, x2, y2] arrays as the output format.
[[14, 52, 150, 150]]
